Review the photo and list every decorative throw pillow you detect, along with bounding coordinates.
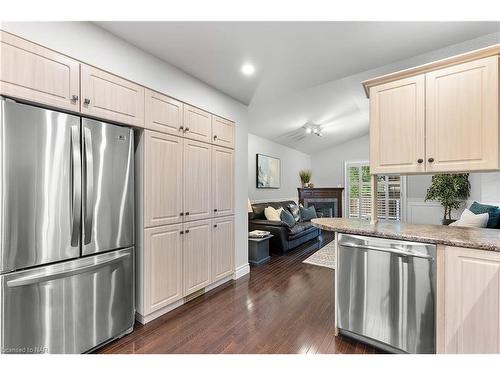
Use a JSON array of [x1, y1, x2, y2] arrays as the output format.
[[264, 206, 283, 221], [469, 201, 500, 228], [449, 209, 489, 228], [287, 203, 301, 222], [280, 209, 296, 228], [299, 205, 317, 222]]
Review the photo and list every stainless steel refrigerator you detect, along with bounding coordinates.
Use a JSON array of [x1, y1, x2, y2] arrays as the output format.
[[0, 97, 135, 354]]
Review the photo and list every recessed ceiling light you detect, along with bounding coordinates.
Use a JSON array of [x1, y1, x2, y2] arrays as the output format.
[[305, 127, 312, 134], [241, 63, 255, 76]]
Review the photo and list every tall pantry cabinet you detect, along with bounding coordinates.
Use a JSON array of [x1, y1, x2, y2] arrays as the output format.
[[136, 89, 235, 323]]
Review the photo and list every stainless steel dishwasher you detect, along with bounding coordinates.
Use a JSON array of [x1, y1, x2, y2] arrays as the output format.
[[337, 233, 436, 354]]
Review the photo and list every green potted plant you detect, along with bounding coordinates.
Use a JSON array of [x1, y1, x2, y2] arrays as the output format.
[[299, 169, 312, 188], [425, 173, 471, 225]]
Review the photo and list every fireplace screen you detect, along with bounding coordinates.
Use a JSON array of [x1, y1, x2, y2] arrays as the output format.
[[304, 198, 338, 218]]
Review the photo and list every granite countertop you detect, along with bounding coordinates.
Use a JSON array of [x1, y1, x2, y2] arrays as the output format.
[[311, 218, 500, 252]]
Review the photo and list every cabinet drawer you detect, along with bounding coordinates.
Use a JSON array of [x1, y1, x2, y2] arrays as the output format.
[[0, 31, 80, 112], [81, 64, 145, 127]]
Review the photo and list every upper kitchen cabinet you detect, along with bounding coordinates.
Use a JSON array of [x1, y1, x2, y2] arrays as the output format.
[[212, 115, 235, 149], [363, 45, 500, 174], [145, 89, 184, 136], [369, 75, 425, 174], [426, 56, 498, 172], [81, 64, 145, 127], [0, 31, 80, 112], [183, 104, 211, 143]]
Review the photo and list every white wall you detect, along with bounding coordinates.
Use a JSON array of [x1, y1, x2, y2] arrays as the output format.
[[248, 133, 310, 202], [311, 134, 369, 188], [0, 22, 250, 272]]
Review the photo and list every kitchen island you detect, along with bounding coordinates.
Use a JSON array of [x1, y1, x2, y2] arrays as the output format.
[[312, 218, 500, 354]]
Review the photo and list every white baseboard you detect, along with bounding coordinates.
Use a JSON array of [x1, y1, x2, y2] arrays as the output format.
[[233, 263, 250, 279]]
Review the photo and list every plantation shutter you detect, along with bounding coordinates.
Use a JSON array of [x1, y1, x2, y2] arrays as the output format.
[[346, 162, 402, 221]]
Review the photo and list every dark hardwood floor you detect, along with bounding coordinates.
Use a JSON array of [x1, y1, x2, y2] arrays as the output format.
[[97, 232, 378, 354]]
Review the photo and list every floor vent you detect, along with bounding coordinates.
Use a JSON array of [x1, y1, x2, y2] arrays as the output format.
[[184, 288, 205, 303]]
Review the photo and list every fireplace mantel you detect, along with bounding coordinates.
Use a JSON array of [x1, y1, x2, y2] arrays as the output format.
[[297, 187, 344, 218]]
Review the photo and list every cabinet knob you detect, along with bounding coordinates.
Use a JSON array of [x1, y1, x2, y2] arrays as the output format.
[[180, 212, 184, 216], [185, 212, 190, 216], [214, 224, 218, 228], [184, 127, 190, 133], [417, 158, 423, 164], [428, 157, 435, 163], [214, 209, 218, 212], [185, 229, 190, 234], [213, 135, 218, 141], [71, 95, 79, 102], [84, 98, 91, 105], [180, 230, 184, 234]]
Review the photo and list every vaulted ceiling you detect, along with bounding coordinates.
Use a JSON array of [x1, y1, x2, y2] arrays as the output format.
[[96, 21, 500, 153]]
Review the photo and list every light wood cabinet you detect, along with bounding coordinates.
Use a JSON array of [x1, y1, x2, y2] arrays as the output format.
[[369, 75, 425, 174], [0, 31, 80, 112], [144, 130, 183, 227], [81, 64, 145, 127], [183, 139, 212, 222], [426, 56, 498, 172], [183, 104, 211, 143], [144, 224, 183, 315], [364, 49, 500, 174], [183, 219, 212, 295], [212, 216, 234, 282], [145, 89, 184, 136], [212, 146, 234, 217], [441, 246, 500, 354], [212, 115, 235, 149]]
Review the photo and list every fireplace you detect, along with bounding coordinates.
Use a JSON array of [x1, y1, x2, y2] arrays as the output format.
[[297, 188, 344, 218]]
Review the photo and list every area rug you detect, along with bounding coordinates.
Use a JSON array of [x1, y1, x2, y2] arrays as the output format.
[[303, 241, 336, 269]]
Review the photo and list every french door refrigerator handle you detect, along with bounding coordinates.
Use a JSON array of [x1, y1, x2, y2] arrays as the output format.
[[6, 252, 131, 287], [70, 125, 82, 247], [83, 127, 94, 245], [340, 242, 434, 260]]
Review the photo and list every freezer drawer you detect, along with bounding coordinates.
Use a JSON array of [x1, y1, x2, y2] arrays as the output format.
[[1, 248, 134, 354]]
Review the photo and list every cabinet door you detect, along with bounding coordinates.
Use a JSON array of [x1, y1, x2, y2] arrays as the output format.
[[144, 130, 183, 227], [212, 146, 234, 217], [212, 115, 235, 149], [211, 217, 234, 282], [444, 246, 500, 354], [0, 31, 80, 112], [183, 139, 212, 221], [144, 224, 183, 315], [81, 64, 145, 127], [183, 219, 211, 296], [426, 56, 499, 172], [369, 75, 425, 174], [183, 104, 211, 143], [145, 89, 184, 136]]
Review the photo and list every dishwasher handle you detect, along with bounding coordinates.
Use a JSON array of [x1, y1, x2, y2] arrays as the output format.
[[340, 242, 434, 260]]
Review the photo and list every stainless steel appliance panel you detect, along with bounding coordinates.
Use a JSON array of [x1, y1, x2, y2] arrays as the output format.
[[1, 247, 134, 354], [337, 234, 436, 354], [0, 99, 81, 272], [81, 118, 134, 256]]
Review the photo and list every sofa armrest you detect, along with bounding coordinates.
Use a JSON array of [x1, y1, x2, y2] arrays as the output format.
[[249, 219, 285, 227]]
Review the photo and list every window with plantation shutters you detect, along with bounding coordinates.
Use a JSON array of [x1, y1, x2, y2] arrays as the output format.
[[346, 162, 404, 221]]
